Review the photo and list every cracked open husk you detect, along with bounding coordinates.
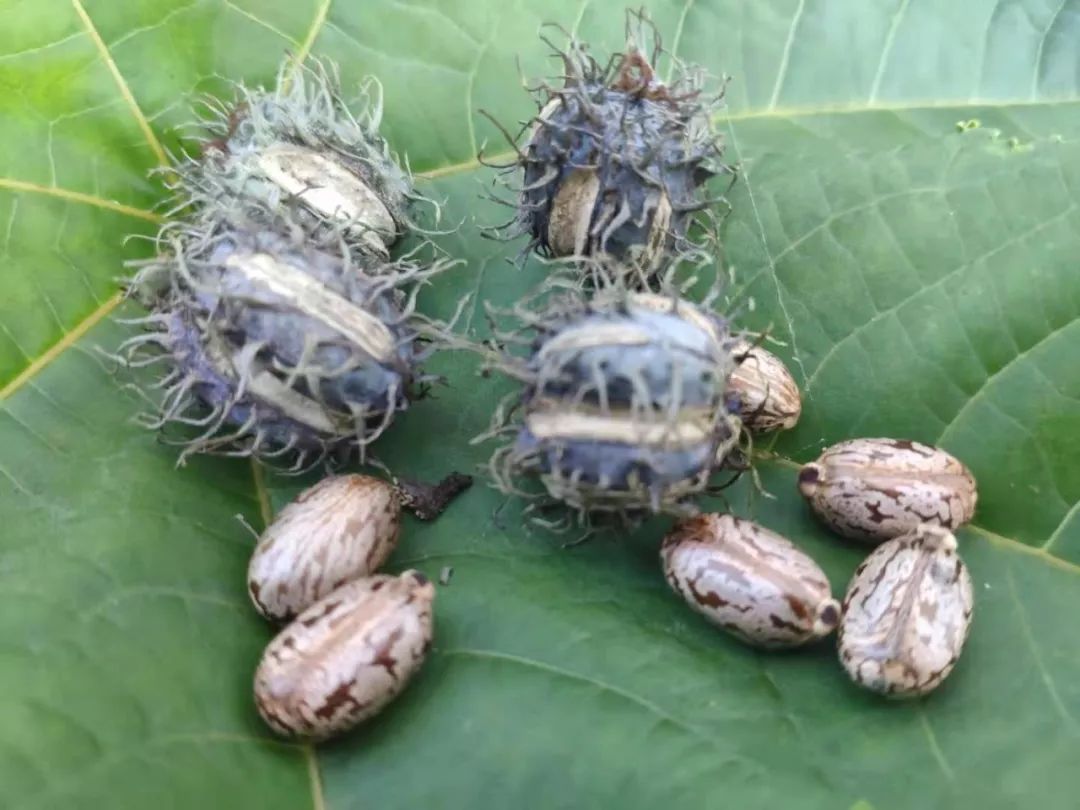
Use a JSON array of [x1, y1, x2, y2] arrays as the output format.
[[485, 10, 730, 283], [110, 210, 464, 472], [165, 58, 437, 260], [474, 264, 745, 526]]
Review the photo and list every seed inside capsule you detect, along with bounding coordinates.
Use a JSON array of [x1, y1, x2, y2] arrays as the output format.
[[495, 289, 738, 518], [661, 514, 840, 649], [547, 169, 600, 256], [797, 438, 978, 543], [255, 145, 398, 256]]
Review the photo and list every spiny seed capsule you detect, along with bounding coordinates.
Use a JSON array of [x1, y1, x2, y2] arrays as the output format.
[[482, 280, 743, 520], [727, 339, 802, 433], [798, 438, 978, 543], [254, 570, 435, 740], [248, 475, 401, 622], [839, 525, 973, 698], [489, 12, 726, 278], [114, 214, 457, 470], [176, 59, 420, 258], [661, 514, 840, 648]]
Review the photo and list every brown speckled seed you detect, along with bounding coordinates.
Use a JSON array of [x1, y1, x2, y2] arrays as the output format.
[[727, 339, 802, 432], [247, 474, 401, 622], [254, 571, 434, 740], [661, 514, 840, 649], [838, 525, 973, 698], [798, 438, 977, 544]]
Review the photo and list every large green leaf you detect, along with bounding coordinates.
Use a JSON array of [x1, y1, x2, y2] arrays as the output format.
[[2, 1, 1079, 807]]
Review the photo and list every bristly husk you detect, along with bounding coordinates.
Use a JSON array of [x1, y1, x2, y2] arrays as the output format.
[[109, 206, 466, 474], [472, 258, 745, 528], [162, 57, 440, 261], [482, 9, 732, 284]]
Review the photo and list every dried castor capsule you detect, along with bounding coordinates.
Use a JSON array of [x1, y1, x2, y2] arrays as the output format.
[[172, 58, 425, 259], [478, 276, 743, 523], [727, 339, 802, 433], [487, 11, 728, 281], [798, 438, 978, 543], [254, 570, 435, 740], [662, 514, 840, 649], [113, 213, 459, 469], [839, 525, 974, 698]]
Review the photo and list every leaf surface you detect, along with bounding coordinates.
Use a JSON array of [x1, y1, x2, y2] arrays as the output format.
[[2, 2, 1079, 808]]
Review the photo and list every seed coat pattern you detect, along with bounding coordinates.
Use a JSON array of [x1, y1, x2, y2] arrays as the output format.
[[661, 514, 841, 648], [254, 570, 435, 740], [798, 438, 977, 543], [248, 474, 401, 621], [838, 525, 973, 697], [727, 339, 802, 432]]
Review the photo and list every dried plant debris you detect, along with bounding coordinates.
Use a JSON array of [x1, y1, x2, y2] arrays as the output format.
[[167, 58, 435, 260], [484, 10, 730, 282], [475, 268, 745, 527], [111, 210, 463, 471]]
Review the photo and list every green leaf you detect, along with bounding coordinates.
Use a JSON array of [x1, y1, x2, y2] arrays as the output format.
[[2, 1, 1079, 808]]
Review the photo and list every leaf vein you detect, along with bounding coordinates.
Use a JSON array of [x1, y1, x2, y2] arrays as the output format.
[[293, 0, 333, 70], [221, 0, 302, 46], [725, 122, 808, 386], [937, 316, 1080, 445], [0, 292, 123, 402], [667, 0, 697, 73], [806, 205, 1078, 393], [70, 0, 169, 167], [1031, 0, 1071, 99], [0, 177, 161, 222], [1042, 498, 1080, 552], [768, 0, 806, 110], [442, 647, 706, 738], [1006, 567, 1079, 729], [918, 708, 955, 782], [868, 0, 912, 103]]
